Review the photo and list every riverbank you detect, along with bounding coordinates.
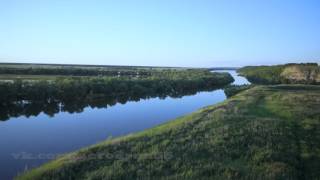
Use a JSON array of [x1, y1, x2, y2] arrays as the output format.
[[17, 85, 320, 179], [0, 70, 236, 180]]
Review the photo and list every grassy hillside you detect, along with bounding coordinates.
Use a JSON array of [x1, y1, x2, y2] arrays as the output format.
[[17, 85, 320, 180], [238, 63, 320, 84]]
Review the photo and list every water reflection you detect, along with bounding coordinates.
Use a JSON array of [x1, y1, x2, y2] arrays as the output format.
[[0, 85, 224, 121]]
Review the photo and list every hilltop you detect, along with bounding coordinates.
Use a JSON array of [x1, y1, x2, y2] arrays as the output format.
[[238, 63, 320, 84]]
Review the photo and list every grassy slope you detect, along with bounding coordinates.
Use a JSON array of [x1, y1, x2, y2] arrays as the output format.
[[17, 85, 320, 180]]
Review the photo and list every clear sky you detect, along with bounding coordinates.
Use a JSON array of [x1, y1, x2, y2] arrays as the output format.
[[0, 0, 319, 67]]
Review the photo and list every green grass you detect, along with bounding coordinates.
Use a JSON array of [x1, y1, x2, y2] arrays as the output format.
[[0, 62, 200, 78], [17, 85, 320, 180]]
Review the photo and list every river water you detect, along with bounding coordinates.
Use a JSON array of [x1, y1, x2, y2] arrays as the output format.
[[0, 70, 249, 179]]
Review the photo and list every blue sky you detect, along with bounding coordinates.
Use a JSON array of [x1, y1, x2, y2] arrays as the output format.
[[0, 0, 319, 67]]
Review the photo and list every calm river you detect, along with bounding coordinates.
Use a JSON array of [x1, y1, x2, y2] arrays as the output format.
[[0, 70, 249, 179]]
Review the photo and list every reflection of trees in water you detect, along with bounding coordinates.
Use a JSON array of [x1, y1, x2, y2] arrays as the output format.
[[0, 82, 226, 121]]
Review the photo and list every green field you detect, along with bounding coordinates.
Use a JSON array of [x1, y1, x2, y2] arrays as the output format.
[[0, 74, 73, 80], [0, 63, 199, 79], [17, 85, 320, 180]]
